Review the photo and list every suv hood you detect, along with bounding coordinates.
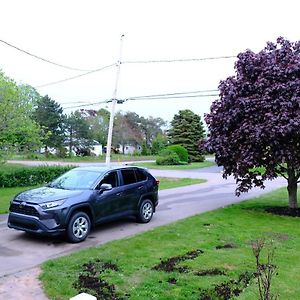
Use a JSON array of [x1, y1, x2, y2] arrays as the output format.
[[14, 187, 84, 204]]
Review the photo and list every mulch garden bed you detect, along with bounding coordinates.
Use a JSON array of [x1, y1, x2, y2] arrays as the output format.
[[265, 207, 300, 217]]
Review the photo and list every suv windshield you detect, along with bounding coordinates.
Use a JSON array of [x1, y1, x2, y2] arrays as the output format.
[[49, 169, 104, 190]]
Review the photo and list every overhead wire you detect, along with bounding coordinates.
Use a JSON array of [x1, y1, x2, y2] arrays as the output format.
[[0, 39, 93, 72], [35, 63, 116, 88], [61, 90, 220, 110], [34, 55, 236, 88], [125, 89, 219, 100], [126, 94, 219, 101], [0, 39, 230, 102], [123, 55, 236, 64], [62, 100, 109, 110]]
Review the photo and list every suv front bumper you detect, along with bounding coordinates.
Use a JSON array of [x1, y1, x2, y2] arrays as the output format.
[[7, 201, 66, 236]]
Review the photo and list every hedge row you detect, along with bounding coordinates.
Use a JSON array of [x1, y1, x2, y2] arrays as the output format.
[[0, 165, 75, 188]]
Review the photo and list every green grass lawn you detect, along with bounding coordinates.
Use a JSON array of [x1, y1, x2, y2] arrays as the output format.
[[133, 160, 215, 170], [40, 188, 300, 300], [157, 177, 206, 190], [11, 154, 157, 163], [0, 186, 36, 214], [0, 163, 30, 172], [0, 178, 205, 214]]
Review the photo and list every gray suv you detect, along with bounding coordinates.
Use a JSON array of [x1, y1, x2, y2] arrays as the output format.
[[8, 166, 159, 242]]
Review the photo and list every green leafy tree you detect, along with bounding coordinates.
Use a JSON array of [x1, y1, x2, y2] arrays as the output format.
[[33, 95, 64, 153], [65, 110, 93, 156], [113, 112, 144, 152], [140, 116, 167, 149], [113, 112, 167, 154], [151, 133, 168, 155], [81, 108, 110, 146], [0, 71, 42, 159], [168, 109, 205, 162]]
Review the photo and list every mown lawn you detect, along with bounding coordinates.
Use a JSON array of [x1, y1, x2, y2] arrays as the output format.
[[0, 163, 29, 172], [0, 186, 36, 214], [11, 154, 157, 163], [157, 177, 206, 190], [133, 160, 215, 170], [0, 178, 205, 214], [40, 188, 300, 300]]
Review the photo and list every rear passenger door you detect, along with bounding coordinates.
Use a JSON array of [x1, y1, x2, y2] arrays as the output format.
[[120, 168, 146, 212]]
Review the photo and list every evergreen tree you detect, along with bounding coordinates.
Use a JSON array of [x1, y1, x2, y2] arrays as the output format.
[[168, 109, 205, 162], [33, 95, 64, 152]]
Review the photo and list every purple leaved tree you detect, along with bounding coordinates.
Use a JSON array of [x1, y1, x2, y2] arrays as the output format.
[[205, 37, 300, 209]]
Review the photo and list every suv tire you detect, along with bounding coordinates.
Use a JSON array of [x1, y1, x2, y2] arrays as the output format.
[[67, 212, 91, 243], [137, 199, 154, 223]]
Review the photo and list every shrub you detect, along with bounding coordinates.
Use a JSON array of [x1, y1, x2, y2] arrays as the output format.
[[167, 145, 189, 163], [156, 149, 181, 165], [156, 152, 180, 165], [0, 165, 74, 187]]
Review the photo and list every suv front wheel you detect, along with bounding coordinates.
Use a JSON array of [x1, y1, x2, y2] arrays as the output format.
[[137, 199, 154, 223], [67, 212, 91, 243]]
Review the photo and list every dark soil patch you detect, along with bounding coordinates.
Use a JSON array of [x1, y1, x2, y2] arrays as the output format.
[[167, 277, 177, 284], [265, 206, 300, 217], [152, 249, 204, 273], [73, 259, 125, 300], [215, 243, 236, 250], [195, 268, 226, 277], [199, 271, 254, 300]]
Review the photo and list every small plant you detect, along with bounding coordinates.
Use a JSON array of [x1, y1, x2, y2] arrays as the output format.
[[252, 238, 278, 300]]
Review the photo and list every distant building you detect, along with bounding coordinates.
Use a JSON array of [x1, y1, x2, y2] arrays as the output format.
[[117, 144, 142, 155]]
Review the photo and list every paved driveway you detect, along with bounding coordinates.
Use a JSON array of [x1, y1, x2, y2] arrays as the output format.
[[0, 163, 287, 299]]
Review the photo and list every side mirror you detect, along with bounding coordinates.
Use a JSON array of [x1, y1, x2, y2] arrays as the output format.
[[99, 183, 112, 191]]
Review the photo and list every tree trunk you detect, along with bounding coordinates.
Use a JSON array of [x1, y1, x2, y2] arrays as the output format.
[[45, 145, 49, 157], [287, 165, 298, 209], [287, 180, 298, 209]]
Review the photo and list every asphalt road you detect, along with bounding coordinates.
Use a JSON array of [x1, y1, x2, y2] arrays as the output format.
[[0, 163, 287, 299]]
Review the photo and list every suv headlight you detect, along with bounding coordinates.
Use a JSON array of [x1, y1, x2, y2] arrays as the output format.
[[39, 199, 65, 210]]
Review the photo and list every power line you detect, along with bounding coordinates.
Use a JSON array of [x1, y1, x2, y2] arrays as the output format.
[[61, 90, 219, 110], [126, 94, 219, 101], [126, 89, 218, 100], [35, 63, 116, 88], [0, 39, 93, 72], [35, 55, 236, 88], [63, 100, 109, 110], [123, 55, 236, 64]]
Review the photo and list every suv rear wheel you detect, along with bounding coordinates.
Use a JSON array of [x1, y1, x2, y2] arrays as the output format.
[[137, 199, 154, 223], [67, 212, 91, 243]]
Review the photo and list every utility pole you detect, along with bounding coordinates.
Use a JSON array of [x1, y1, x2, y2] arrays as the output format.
[[105, 34, 125, 166]]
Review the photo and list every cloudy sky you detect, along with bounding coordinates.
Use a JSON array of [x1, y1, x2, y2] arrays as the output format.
[[0, 0, 299, 122]]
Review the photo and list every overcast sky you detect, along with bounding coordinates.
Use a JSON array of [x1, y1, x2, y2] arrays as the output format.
[[0, 0, 299, 122]]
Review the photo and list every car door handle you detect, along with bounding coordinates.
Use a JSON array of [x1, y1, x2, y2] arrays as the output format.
[[116, 192, 123, 196], [138, 186, 144, 190]]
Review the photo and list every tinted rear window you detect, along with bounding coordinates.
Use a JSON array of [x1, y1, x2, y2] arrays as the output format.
[[135, 169, 147, 182], [121, 169, 137, 185]]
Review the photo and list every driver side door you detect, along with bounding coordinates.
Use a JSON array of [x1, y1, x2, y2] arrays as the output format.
[[93, 171, 124, 223]]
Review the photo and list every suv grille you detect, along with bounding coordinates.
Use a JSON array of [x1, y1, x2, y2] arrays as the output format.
[[10, 203, 39, 217]]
